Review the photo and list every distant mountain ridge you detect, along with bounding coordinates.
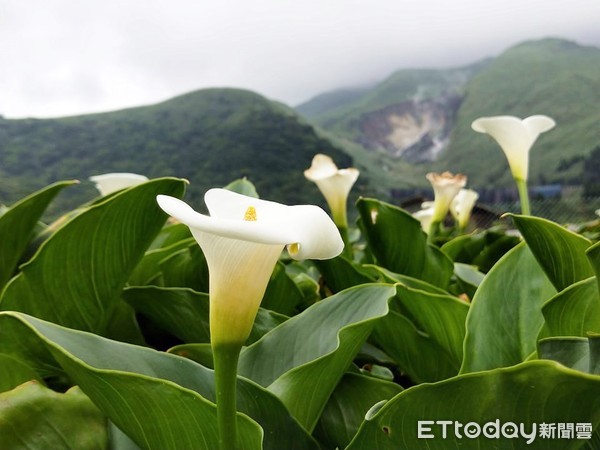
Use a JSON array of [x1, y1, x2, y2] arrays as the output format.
[[297, 38, 600, 190]]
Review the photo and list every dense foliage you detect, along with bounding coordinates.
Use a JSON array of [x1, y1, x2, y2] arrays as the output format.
[[1, 176, 600, 449]]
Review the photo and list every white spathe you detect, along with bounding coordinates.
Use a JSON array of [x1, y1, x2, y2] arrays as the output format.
[[471, 115, 555, 181], [426, 171, 467, 223], [156, 189, 343, 344], [89, 173, 149, 196], [304, 154, 359, 226], [413, 206, 434, 234], [451, 188, 479, 229]]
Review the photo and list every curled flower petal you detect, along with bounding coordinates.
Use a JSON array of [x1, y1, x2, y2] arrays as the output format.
[[451, 188, 479, 229], [304, 154, 359, 226], [426, 171, 467, 223], [471, 115, 555, 181], [89, 173, 149, 196]]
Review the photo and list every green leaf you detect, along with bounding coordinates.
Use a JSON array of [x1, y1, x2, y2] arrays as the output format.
[[313, 372, 402, 449], [0, 312, 318, 450], [542, 277, 600, 337], [158, 242, 209, 292], [261, 262, 304, 315], [0, 178, 186, 335], [347, 361, 600, 450], [0, 381, 108, 450], [453, 262, 485, 299], [512, 214, 595, 291], [129, 237, 195, 286], [313, 256, 375, 294], [223, 178, 259, 198], [0, 353, 43, 392], [356, 198, 454, 287], [371, 284, 469, 383], [538, 337, 591, 373], [147, 223, 191, 251], [586, 240, 600, 293], [365, 265, 449, 295], [441, 228, 520, 273], [461, 243, 556, 373], [238, 284, 396, 432], [0, 180, 76, 290]]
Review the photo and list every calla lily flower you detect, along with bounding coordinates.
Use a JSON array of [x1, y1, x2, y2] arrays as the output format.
[[156, 189, 343, 345], [471, 115, 555, 182], [426, 171, 467, 223], [89, 173, 149, 196], [451, 188, 479, 230], [304, 154, 359, 227], [413, 203, 435, 234]]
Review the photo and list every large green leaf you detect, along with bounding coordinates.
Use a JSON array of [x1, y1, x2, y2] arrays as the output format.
[[0, 312, 318, 450], [238, 284, 396, 432], [587, 240, 600, 293], [371, 284, 468, 383], [0, 381, 108, 450], [129, 237, 195, 286], [538, 337, 592, 373], [260, 262, 304, 315], [542, 277, 600, 337], [0, 353, 42, 392], [461, 243, 556, 373], [347, 361, 600, 450], [313, 372, 402, 450], [512, 214, 595, 291], [0, 180, 76, 290], [0, 178, 186, 335], [356, 198, 454, 287]]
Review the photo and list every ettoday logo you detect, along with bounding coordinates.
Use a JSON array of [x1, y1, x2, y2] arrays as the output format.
[[417, 420, 592, 444]]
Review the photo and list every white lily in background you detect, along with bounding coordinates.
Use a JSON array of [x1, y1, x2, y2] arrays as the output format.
[[412, 201, 435, 234], [471, 115, 555, 215], [426, 171, 467, 226], [451, 188, 479, 230], [89, 172, 149, 196], [304, 154, 359, 228], [157, 188, 342, 450]]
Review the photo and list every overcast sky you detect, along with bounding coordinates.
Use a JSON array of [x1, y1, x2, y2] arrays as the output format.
[[1, 0, 599, 118]]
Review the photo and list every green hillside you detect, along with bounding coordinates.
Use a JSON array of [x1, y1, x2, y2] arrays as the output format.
[[0, 88, 359, 215], [437, 38, 600, 187]]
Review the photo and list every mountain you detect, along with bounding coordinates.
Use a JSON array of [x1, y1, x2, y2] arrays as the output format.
[[437, 38, 600, 187], [0, 88, 358, 215], [298, 38, 600, 190]]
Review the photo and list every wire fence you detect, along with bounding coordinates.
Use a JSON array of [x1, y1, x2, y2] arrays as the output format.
[[484, 197, 600, 225]]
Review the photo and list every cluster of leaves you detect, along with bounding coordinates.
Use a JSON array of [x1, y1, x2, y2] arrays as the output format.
[[1, 177, 600, 449]]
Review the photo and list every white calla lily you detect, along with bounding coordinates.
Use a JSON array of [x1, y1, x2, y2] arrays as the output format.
[[304, 154, 359, 227], [157, 189, 343, 344], [413, 206, 434, 234], [451, 188, 479, 230], [471, 115, 555, 182], [426, 171, 467, 223], [89, 172, 149, 196]]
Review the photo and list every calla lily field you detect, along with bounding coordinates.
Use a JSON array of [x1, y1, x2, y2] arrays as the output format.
[[1, 115, 600, 450]]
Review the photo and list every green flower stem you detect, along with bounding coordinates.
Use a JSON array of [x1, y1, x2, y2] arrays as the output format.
[[515, 177, 531, 215], [212, 342, 242, 450], [427, 220, 442, 243], [337, 224, 352, 259]]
